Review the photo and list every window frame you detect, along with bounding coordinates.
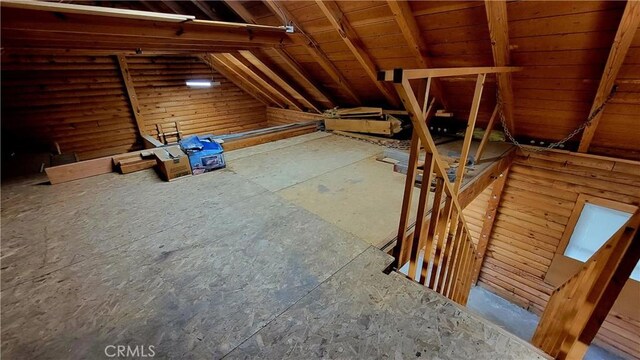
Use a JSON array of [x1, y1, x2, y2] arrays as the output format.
[[556, 193, 638, 257]]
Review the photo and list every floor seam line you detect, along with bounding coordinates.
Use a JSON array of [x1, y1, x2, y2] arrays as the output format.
[[220, 245, 374, 359], [273, 152, 384, 193]]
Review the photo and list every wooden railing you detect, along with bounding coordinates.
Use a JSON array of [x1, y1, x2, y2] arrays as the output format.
[[380, 67, 520, 305], [532, 211, 640, 359]]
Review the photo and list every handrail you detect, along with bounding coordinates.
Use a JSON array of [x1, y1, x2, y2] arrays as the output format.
[[380, 68, 525, 305], [532, 211, 640, 359]]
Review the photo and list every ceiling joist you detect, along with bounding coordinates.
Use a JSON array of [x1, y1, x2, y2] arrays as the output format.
[[578, 1, 640, 153], [315, 0, 401, 108], [484, 0, 516, 133], [0, 1, 289, 53]]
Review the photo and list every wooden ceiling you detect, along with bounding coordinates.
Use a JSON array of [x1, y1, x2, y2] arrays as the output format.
[[1, 0, 639, 160]]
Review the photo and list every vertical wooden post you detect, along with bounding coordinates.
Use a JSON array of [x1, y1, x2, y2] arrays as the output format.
[[408, 152, 435, 280], [471, 168, 509, 284], [420, 176, 445, 285], [392, 130, 421, 270], [116, 55, 146, 136]]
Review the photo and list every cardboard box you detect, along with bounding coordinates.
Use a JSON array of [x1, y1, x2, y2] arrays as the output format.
[[154, 145, 192, 181], [180, 136, 226, 175]]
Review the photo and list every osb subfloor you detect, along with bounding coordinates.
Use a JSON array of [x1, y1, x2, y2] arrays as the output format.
[[1, 132, 545, 359]]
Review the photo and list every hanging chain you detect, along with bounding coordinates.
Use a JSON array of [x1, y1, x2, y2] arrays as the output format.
[[497, 85, 617, 152]]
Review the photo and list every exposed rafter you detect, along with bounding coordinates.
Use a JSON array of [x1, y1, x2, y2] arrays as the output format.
[[386, 0, 450, 110], [272, 48, 335, 109], [189, 0, 218, 20], [262, 0, 362, 105], [578, 1, 640, 153], [223, 53, 304, 111], [222, 0, 257, 24], [315, 0, 401, 107], [484, 0, 516, 133], [239, 50, 321, 113], [200, 54, 274, 107]]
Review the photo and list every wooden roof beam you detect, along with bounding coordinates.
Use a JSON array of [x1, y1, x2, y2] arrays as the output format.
[[206, 54, 285, 108], [200, 54, 273, 107], [378, 67, 521, 81], [484, 0, 516, 134], [0, 1, 290, 53], [222, 1, 333, 109], [189, 0, 218, 20], [222, 0, 257, 24], [578, 1, 640, 153], [272, 48, 336, 109], [315, 0, 401, 108], [239, 50, 321, 113], [262, 0, 362, 105], [222, 53, 304, 111], [386, 0, 450, 110]]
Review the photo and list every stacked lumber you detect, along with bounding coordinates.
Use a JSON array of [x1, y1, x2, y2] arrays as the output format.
[[112, 151, 157, 174], [322, 107, 405, 136]]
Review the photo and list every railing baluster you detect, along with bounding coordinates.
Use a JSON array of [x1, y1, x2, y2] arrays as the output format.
[[428, 196, 453, 289], [420, 176, 444, 285], [408, 152, 435, 281], [442, 221, 464, 297], [436, 211, 462, 294], [392, 130, 420, 270]]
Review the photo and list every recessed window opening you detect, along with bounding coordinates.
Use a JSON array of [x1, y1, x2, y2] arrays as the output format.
[[563, 201, 638, 281]]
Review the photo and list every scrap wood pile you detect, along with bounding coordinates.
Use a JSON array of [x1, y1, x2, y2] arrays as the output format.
[[322, 107, 408, 137]]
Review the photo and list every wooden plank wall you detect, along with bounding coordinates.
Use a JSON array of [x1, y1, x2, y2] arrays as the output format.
[[476, 149, 640, 359], [129, 56, 267, 139], [1, 55, 139, 160], [266, 107, 323, 126], [1, 55, 268, 161]]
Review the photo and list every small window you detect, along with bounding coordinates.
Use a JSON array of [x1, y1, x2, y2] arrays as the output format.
[[560, 195, 639, 281]]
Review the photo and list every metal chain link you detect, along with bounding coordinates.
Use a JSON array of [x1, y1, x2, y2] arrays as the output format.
[[497, 85, 617, 152]]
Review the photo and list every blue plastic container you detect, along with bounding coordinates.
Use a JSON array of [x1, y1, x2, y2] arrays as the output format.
[[179, 136, 226, 175]]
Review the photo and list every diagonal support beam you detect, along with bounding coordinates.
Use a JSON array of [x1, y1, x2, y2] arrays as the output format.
[[315, 0, 401, 107], [221, 0, 333, 110], [485, 0, 516, 134], [474, 104, 499, 163], [116, 55, 146, 136], [239, 50, 321, 113], [578, 1, 640, 153], [263, 0, 362, 105], [272, 48, 335, 109], [470, 167, 509, 285], [207, 53, 285, 108], [386, 0, 450, 110], [222, 52, 304, 111]]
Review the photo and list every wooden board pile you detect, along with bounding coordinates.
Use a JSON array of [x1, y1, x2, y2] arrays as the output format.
[[322, 107, 405, 136]]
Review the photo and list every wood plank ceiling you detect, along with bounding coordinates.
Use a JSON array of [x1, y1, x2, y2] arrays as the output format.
[[1, 0, 639, 159]]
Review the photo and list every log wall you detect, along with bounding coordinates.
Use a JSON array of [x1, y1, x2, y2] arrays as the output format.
[[477, 149, 640, 359], [130, 56, 267, 139], [1, 54, 267, 161], [1, 55, 138, 160]]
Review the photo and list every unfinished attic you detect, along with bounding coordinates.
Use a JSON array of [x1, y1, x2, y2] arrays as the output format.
[[1, 0, 640, 359]]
